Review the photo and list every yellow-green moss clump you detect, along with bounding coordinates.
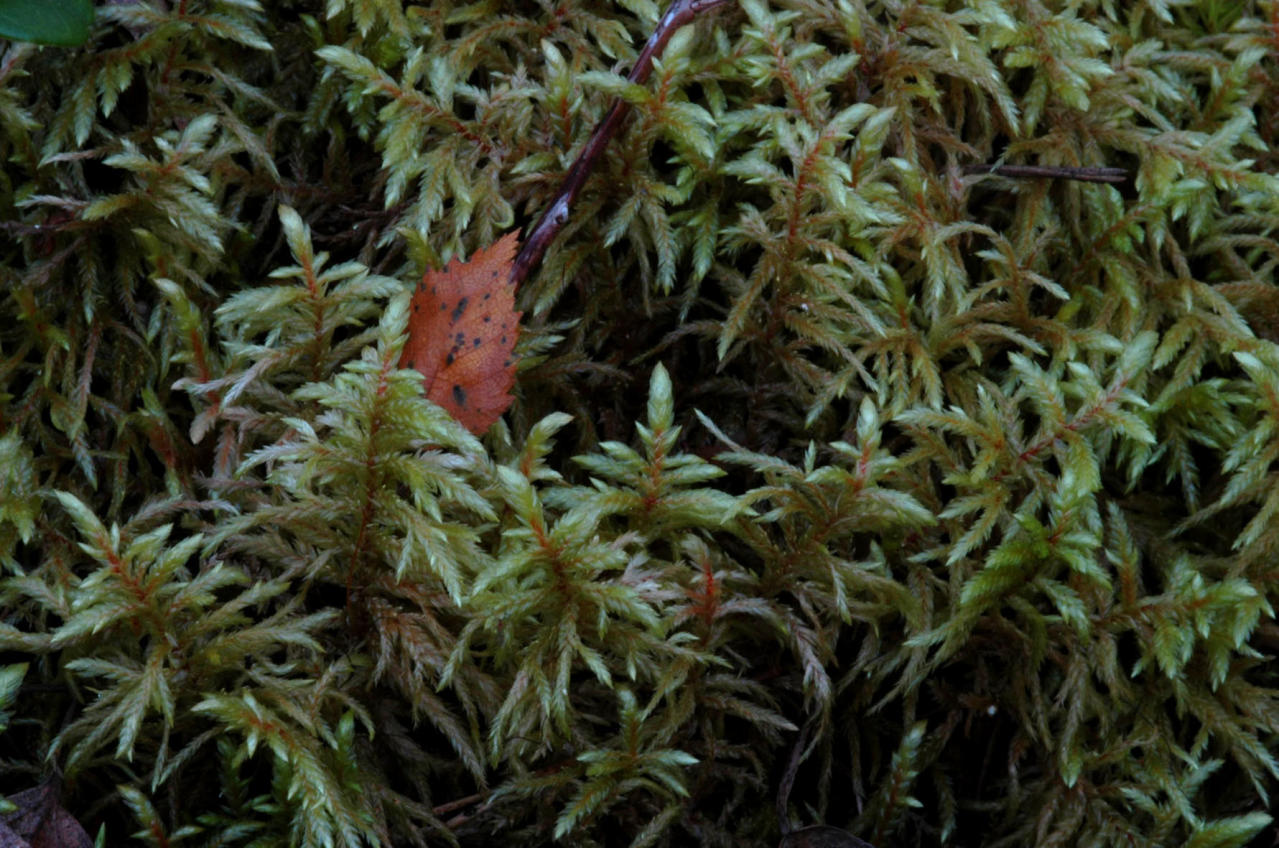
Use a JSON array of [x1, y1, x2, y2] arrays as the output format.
[[2, 1, 1278, 845]]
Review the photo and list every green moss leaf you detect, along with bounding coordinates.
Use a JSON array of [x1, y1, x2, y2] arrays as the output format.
[[0, 0, 92, 46]]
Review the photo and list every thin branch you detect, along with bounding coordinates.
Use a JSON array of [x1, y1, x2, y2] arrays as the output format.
[[510, 0, 732, 288], [961, 163, 1130, 183]]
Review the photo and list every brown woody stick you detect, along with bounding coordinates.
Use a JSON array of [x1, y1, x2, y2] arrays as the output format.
[[961, 163, 1129, 183], [510, 0, 731, 288]]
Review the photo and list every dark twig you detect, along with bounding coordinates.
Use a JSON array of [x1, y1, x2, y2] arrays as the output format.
[[510, 0, 732, 288], [961, 163, 1130, 183], [776, 717, 816, 834]]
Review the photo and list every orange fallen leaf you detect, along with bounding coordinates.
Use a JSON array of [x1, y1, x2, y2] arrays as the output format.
[[401, 231, 522, 434]]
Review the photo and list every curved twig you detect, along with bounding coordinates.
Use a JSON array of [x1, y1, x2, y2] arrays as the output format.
[[510, 0, 732, 288]]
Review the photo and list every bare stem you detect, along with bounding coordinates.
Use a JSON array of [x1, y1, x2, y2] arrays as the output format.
[[961, 163, 1130, 184], [510, 0, 731, 287]]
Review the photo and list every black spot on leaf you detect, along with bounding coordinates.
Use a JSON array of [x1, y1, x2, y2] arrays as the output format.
[[451, 297, 469, 322]]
